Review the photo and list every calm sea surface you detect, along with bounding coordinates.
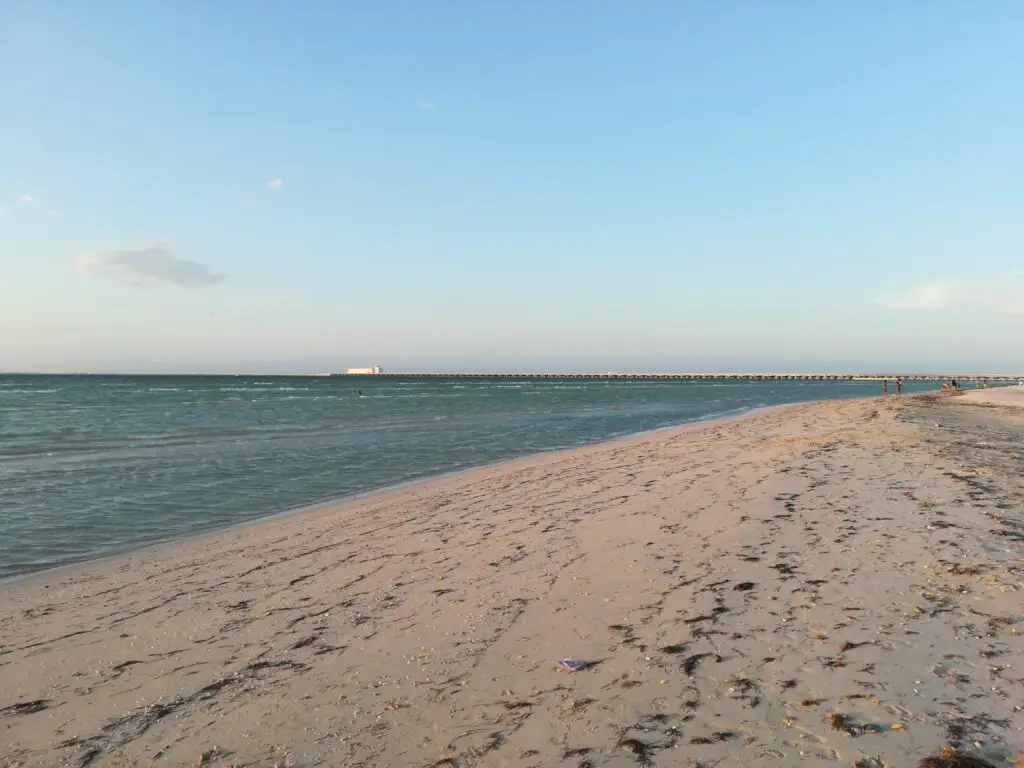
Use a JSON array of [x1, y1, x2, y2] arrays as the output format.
[[0, 375, 934, 579]]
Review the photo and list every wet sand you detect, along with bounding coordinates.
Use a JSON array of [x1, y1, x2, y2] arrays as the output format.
[[1, 396, 1022, 768]]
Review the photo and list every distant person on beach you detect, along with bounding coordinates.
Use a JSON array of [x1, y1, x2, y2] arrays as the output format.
[[896, 378, 903, 395], [883, 381, 888, 395]]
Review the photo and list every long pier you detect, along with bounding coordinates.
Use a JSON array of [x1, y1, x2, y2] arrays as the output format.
[[332, 372, 1023, 382]]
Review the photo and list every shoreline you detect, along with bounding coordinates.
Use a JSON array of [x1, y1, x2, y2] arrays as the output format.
[[0, 400, 781, 589], [2, 394, 1021, 767]]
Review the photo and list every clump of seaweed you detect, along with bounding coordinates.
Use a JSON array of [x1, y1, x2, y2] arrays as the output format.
[[840, 641, 872, 653], [618, 738, 655, 766], [659, 643, 688, 655], [681, 652, 720, 676], [948, 564, 983, 576], [689, 732, 735, 745], [725, 676, 761, 708], [918, 746, 997, 768], [828, 712, 850, 731], [826, 711, 866, 736]]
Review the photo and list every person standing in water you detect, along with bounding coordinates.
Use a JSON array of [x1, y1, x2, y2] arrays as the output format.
[[883, 381, 888, 395], [896, 377, 903, 395]]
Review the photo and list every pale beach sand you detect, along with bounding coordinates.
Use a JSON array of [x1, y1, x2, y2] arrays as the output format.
[[958, 386, 1024, 409], [1, 397, 1022, 767]]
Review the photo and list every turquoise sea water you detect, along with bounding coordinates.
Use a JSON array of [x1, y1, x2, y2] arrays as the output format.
[[0, 375, 935, 579]]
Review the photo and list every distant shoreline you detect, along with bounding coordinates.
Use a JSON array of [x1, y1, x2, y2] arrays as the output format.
[[4, 371, 1022, 380]]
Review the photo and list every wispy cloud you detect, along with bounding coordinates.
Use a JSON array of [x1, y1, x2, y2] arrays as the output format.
[[267, 179, 283, 190], [74, 246, 224, 288], [417, 98, 438, 113], [0, 325, 87, 335], [45, 209, 58, 217], [18, 194, 35, 204], [877, 274, 1024, 315]]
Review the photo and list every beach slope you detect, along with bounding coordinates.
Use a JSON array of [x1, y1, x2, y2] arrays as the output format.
[[1, 397, 1021, 767], [959, 385, 1024, 409]]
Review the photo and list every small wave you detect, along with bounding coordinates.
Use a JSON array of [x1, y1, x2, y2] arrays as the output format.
[[217, 386, 311, 393], [0, 389, 58, 395]]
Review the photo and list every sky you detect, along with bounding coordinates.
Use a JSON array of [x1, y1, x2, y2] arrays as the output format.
[[2, 1, 1022, 374]]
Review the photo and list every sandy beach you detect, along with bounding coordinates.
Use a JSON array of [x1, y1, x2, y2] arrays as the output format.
[[958, 386, 1024, 410], [1, 395, 1022, 768]]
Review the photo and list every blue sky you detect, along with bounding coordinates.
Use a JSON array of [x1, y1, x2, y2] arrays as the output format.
[[2, 1, 1022, 373]]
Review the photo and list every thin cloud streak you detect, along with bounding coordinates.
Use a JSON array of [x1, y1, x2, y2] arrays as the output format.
[[0, 325, 88, 334], [74, 246, 224, 287], [877, 275, 1024, 315], [267, 179, 283, 190]]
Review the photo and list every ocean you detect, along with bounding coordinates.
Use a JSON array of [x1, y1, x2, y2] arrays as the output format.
[[0, 375, 933, 579]]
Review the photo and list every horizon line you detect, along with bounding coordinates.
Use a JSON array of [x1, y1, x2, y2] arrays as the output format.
[[2, 371, 1022, 379]]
